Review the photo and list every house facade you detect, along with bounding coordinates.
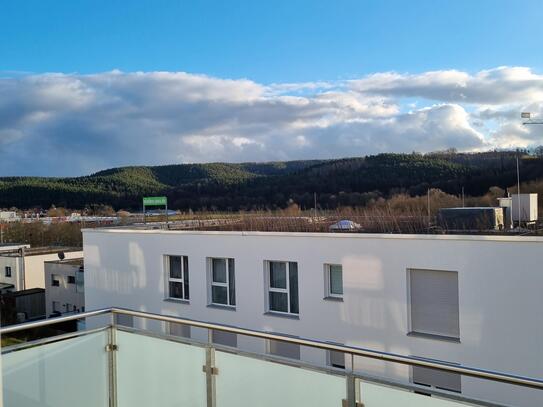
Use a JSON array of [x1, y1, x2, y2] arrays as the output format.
[[83, 228, 543, 407]]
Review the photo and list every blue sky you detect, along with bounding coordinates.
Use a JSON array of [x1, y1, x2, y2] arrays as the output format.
[[1, 1, 543, 176], [2, 0, 542, 82]]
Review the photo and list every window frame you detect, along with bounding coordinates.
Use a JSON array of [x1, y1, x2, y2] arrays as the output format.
[[265, 260, 299, 315], [5, 266, 11, 278], [207, 257, 236, 307], [67, 275, 76, 284], [165, 255, 190, 301], [324, 263, 343, 299], [51, 274, 60, 287]]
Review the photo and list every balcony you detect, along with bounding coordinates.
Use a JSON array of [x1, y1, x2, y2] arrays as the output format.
[[1, 308, 542, 407]]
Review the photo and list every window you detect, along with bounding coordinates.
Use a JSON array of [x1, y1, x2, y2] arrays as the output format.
[[52, 301, 60, 312], [325, 264, 343, 298], [51, 274, 60, 287], [266, 261, 298, 315], [208, 258, 235, 306], [408, 269, 459, 340], [169, 322, 191, 338], [5, 266, 11, 278], [328, 350, 346, 369], [212, 330, 237, 347], [166, 255, 189, 301], [412, 364, 461, 393], [268, 339, 300, 360], [67, 275, 76, 284]]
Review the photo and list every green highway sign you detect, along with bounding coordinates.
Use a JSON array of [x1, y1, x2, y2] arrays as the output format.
[[143, 196, 167, 206]]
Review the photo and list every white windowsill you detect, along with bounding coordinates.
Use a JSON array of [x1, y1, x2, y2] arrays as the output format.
[[163, 298, 190, 305], [207, 303, 236, 311], [407, 331, 460, 343], [264, 311, 300, 320]]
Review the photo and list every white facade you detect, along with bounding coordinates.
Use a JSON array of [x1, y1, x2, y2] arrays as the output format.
[[512, 193, 538, 222], [83, 229, 543, 407], [0, 249, 83, 291], [44, 259, 85, 317]]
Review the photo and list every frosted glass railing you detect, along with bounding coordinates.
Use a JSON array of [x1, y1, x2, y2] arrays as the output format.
[[360, 380, 471, 407], [2, 331, 109, 407], [115, 330, 207, 407], [215, 350, 346, 407], [3, 307, 543, 407]]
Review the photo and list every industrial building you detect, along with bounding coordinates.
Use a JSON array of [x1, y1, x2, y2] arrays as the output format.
[[82, 227, 543, 407]]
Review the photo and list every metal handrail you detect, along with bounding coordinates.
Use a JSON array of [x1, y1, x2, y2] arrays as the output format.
[[2, 307, 543, 390]]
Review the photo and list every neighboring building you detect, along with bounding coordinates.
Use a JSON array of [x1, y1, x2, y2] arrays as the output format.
[[83, 228, 543, 407], [44, 258, 85, 317], [0, 211, 20, 222], [0, 287, 45, 325], [437, 207, 505, 230], [512, 193, 539, 223], [0, 247, 83, 291]]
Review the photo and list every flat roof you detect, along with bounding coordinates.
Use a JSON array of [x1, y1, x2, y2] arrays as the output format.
[[45, 258, 83, 266], [82, 227, 543, 243], [1, 247, 83, 257]]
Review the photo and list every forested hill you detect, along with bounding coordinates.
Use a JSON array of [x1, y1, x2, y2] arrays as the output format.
[[1, 152, 542, 210]]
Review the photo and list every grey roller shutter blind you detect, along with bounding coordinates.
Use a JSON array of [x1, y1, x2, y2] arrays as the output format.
[[412, 365, 461, 393], [212, 330, 237, 347], [269, 339, 300, 360], [169, 322, 191, 338], [409, 269, 459, 339]]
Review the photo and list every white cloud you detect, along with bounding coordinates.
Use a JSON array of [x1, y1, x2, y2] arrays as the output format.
[[0, 67, 539, 176]]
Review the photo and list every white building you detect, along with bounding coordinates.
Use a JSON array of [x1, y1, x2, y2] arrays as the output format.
[[44, 258, 85, 317], [0, 247, 83, 291], [83, 228, 543, 407]]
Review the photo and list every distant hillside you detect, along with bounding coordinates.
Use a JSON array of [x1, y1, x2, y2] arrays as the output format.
[[0, 152, 542, 210]]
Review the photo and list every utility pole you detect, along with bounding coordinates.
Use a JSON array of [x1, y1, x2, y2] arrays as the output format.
[[313, 192, 317, 218], [461, 187, 465, 208]]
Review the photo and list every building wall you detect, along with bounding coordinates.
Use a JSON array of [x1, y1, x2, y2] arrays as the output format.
[[44, 261, 85, 317], [83, 229, 543, 407], [0, 257, 23, 290], [25, 251, 83, 289]]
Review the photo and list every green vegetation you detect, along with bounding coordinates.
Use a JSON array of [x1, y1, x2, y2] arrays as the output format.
[[0, 151, 542, 211]]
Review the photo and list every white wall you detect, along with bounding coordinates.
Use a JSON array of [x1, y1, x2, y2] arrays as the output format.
[[24, 251, 83, 289], [0, 257, 22, 290], [83, 229, 543, 407]]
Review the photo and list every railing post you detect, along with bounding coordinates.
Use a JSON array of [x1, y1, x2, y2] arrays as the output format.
[[107, 312, 118, 407], [203, 328, 217, 407], [344, 354, 362, 407]]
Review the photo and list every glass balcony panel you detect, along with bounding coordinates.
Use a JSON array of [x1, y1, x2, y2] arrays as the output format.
[[360, 380, 471, 406], [115, 330, 207, 407], [2, 330, 109, 407], [215, 349, 346, 407]]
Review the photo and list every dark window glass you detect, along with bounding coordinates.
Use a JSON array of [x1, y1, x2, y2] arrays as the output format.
[[183, 256, 189, 299], [5, 266, 11, 277], [169, 256, 182, 279], [228, 258, 236, 306], [67, 276, 76, 284], [212, 285, 228, 304], [269, 292, 288, 312], [289, 262, 299, 314], [212, 258, 227, 283], [270, 262, 287, 288], [329, 265, 343, 295], [169, 282, 184, 299]]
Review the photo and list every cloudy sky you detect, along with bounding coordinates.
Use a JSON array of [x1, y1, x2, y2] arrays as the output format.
[[1, 1, 542, 176]]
